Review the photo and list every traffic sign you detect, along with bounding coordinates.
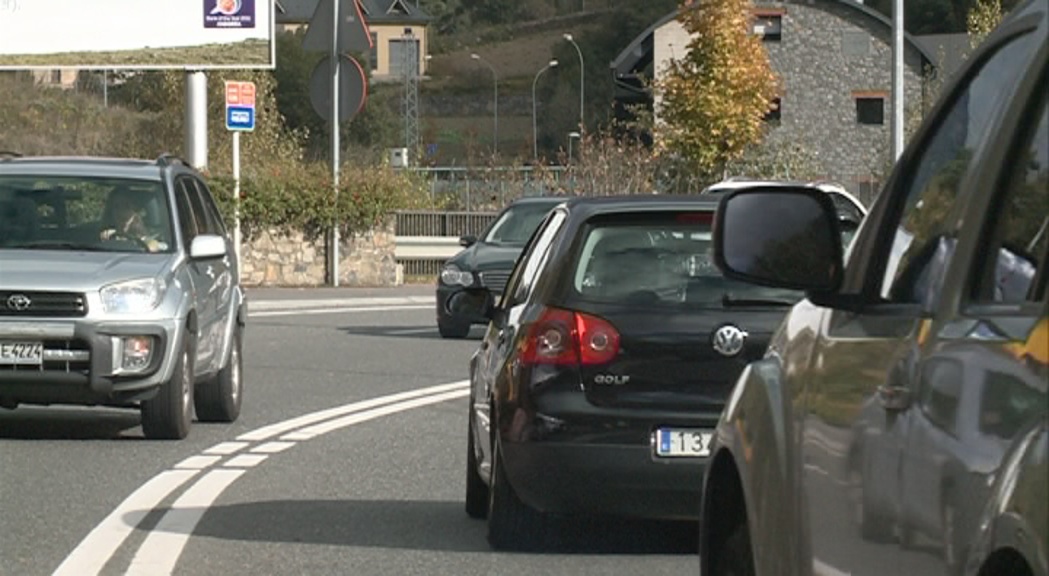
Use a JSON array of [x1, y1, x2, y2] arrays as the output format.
[[225, 80, 256, 131]]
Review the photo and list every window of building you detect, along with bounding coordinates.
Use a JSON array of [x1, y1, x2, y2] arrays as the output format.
[[369, 32, 378, 72], [855, 95, 885, 125]]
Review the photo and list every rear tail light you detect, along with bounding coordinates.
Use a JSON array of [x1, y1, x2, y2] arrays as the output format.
[[521, 307, 620, 366]]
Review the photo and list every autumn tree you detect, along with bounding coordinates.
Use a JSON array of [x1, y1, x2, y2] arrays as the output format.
[[967, 0, 1003, 49], [654, 0, 779, 182]]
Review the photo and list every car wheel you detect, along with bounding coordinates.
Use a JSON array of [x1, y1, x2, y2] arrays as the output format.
[[141, 334, 194, 440], [854, 460, 894, 543], [712, 521, 756, 576], [438, 317, 471, 339], [194, 325, 243, 423], [486, 441, 544, 551], [942, 499, 961, 575], [465, 415, 489, 519]]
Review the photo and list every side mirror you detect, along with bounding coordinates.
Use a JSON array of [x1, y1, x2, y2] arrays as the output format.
[[713, 187, 844, 293], [459, 234, 478, 248], [189, 234, 227, 260]]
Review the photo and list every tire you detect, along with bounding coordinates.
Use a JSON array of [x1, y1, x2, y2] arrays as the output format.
[[438, 316, 471, 339], [855, 458, 894, 543], [195, 325, 243, 423], [712, 521, 756, 576], [465, 415, 489, 519], [486, 442, 545, 551], [942, 499, 961, 576], [141, 334, 194, 440]]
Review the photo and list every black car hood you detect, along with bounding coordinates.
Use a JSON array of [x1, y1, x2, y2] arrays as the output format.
[[450, 242, 526, 272]]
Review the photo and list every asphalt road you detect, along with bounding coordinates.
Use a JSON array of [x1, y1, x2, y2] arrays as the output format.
[[0, 286, 699, 576]]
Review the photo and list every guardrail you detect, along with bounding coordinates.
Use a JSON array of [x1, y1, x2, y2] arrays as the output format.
[[394, 210, 499, 277]]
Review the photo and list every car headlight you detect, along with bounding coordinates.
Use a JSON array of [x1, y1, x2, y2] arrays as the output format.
[[440, 265, 474, 287], [100, 277, 168, 314]]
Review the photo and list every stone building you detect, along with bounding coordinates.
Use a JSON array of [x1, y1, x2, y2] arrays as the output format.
[[611, 0, 939, 199]]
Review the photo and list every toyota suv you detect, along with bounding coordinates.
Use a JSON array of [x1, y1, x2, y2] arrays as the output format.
[[0, 153, 246, 440], [700, 2, 1047, 575]]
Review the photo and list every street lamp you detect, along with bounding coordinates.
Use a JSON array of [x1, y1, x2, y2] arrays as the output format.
[[532, 59, 558, 162], [470, 53, 499, 156], [567, 131, 580, 165], [563, 33, 584, 131]]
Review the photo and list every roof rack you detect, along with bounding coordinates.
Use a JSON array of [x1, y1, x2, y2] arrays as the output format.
[[155, 153, 190, 167], [0, 150, 23, 160]]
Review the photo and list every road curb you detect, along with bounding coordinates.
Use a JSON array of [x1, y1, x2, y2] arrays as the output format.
[[246, 295, 436, 312]]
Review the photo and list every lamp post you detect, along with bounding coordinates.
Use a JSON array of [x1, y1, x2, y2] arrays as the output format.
[[532, 59, 558, 162], [470, 53, 498, 156], [563, 33, 584, 131], [568, 131, 580, 165]]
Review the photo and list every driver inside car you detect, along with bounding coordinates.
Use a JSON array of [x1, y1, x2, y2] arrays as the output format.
[[99, 187, 164, 252]]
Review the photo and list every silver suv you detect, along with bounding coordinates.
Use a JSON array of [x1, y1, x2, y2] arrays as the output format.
[[0, 153, 245, 440]]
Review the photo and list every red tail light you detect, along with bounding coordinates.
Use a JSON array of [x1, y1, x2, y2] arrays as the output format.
[[521, 307, 620, 366]]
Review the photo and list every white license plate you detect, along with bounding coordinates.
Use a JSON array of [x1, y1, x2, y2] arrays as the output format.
[[0, 341, 43, 365], [656, 428, 714, 458]]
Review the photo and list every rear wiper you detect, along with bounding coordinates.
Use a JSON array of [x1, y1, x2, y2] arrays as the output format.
[[722, 294, 796, 307], [6, 241, 107, 251]]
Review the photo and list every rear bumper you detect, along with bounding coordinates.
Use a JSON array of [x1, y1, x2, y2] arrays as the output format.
[[0, 318, 183, 406], [501, 438, 705, 520]]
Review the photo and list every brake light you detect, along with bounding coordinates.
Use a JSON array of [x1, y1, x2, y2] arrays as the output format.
[[521, 307, 620, 366], [676, 212, 714, 224]]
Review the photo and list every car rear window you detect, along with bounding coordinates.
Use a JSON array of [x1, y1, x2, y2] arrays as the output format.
[[571, 212, 804, 307]]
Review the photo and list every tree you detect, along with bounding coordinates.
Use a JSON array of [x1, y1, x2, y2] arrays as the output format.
[[654, 0, 779, 182], [967, 0, 1002, 48]]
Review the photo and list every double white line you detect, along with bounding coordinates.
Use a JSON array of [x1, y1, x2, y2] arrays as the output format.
[[52, 380, 469, 576]]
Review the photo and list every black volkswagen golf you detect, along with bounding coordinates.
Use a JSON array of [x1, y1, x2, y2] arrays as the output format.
[[456, 195, 806, 551]]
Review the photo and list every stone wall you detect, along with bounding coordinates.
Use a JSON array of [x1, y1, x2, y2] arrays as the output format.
[[239, 219, 401, 287]]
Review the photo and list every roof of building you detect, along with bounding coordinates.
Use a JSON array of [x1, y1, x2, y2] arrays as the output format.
[[276, 0, 431, 25]]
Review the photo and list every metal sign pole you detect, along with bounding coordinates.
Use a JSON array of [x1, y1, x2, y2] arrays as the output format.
[[330, 0, 341, 287], [232, 130, 242, 280]]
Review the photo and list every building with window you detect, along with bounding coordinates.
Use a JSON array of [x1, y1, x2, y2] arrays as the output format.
[[611, 0, 946, 198], [276, 0, 431, 82]]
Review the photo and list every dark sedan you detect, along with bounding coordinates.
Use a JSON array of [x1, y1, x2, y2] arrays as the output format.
[[457, 195, 806, 551], [435, 196, 564, 338]]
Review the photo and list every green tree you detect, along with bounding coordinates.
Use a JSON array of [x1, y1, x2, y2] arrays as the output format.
[[654, 0, 779, 181]]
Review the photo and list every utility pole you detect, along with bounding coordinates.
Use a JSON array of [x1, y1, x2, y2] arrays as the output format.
[[891, 0, 904, 161], [402, 28, 419, 164]]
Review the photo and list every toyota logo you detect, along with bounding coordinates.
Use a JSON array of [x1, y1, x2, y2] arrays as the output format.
[[712, 324, 748, 357], [6, 294, 32, 311]]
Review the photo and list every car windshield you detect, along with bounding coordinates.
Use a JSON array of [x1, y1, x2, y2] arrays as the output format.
[[571, 212, 804, 307], [482, 201, 558, 245], [0, 176, 175, 253]]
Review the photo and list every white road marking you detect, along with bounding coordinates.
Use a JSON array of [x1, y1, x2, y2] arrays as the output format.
[[814, 558, 852, 576], [124, 469, 247, 576], [51, 380, 470, 576], [223, 454, 269, 468], [50, 470, 201, 576], [236, 380, 468, 442], [248, 305, 432, 318], [203, 441, 249, 455], [174, 455, 222, 470]]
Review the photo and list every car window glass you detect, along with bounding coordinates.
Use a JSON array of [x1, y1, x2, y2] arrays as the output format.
[[506, 211, 565, 307], [879, 32, 1037, 304], [483, 202, 559, 245], [180, 177, 212, 236], [572, 213, 803, 307], [972, 90, 1048, 304], [919, 357, 963, 434], [192, 178, 228, 236], [978, 368, 1046, 440], [174, 179, 199, 248]]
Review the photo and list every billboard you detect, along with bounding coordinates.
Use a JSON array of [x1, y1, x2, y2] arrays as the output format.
[[0, 0, 275, 69]]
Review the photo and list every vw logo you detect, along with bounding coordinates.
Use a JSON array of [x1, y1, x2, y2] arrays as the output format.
[[712, 324, 748, 357], [6, 294, 32, 311]]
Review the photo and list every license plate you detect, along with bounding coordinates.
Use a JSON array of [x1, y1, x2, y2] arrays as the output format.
[[0, 341, 43, 365], [656, 428, 714, 458]]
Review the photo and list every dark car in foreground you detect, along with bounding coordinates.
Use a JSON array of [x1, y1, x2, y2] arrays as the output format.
[[700, 3, 1047, 574], [0, 154, 245, 440], [435, 196, 564, 338], [455, 195, 806, 551]]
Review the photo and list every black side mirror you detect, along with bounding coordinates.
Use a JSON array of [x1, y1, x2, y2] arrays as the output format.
[[459, 235, 478, 248], [713, 186, 844, 293]]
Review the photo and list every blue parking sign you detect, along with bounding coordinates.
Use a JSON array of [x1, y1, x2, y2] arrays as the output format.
[[226, 105, 255, 131]]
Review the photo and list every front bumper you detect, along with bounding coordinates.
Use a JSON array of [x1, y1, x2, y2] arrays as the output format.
[[0, 317, 184, 406], [436, 284, 495, 325]]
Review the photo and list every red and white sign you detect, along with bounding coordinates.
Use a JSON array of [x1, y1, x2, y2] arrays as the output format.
[[225, 81, 256, 107]]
